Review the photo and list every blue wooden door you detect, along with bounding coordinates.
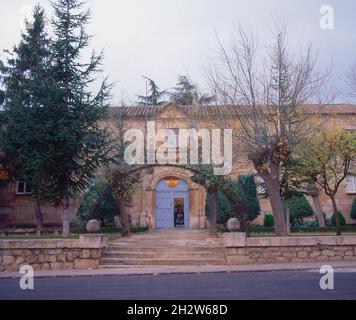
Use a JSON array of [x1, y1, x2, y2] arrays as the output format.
[[155, 179, 189, 229], [155, 191, 173, 229]]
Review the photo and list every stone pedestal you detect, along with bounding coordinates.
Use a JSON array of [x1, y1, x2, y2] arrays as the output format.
[[223, 232, 246, 247], [79, 234, 108, 248]]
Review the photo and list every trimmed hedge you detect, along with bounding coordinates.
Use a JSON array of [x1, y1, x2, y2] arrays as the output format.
[[331, 211, 346, 226], [236, 175, 261, 222], [286, 194, 314, 219], [263, 214, 274, 227], [246, 225, 356, 234], [71, 226, 149, 234], [351, 197, 356, 220], [247, 225, 275, 233]]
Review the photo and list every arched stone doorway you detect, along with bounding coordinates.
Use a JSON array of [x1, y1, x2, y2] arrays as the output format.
[[155, 177, 189, 229]]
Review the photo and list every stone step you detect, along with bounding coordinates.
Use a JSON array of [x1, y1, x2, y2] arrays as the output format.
[[117, 233, 222, 240], [128, 235, 214, 239], [100, 257, 227, 266], [117, 234, 221, 239], [106, 245, 224, 253], [112, 235, 220, 239], [99, 264, 228, 269], [100, 231, 226, 268], [112, 240, 223, 246], [103, 251, 226, 259], [132, 231, 213, 237]]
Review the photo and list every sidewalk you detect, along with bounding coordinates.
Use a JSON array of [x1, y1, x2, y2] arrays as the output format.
[[1, 260, 356, 279]]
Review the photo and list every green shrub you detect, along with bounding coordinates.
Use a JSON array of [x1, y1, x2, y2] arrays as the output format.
[[237, 175, 261, 221], [76, 178, 118, 227], [217, 191, 235, 224], [263, 214, 274, 227], [206, 174, 261, 224], [286, 194, 314, 219], [205, 188, 233, 224], [331, 211, 346, 226], [247, 225, 275, 233], [351, 197, 356, 220], [71, 226, 148, 234], [301, 220, 319, 228]]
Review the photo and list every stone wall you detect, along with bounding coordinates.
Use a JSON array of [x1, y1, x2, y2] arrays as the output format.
[[223, 233, 356, 265], [0, 235, 107, 272]]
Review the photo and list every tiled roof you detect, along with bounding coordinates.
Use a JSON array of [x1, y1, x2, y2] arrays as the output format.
[[299, 104, 356, 114], [108, 104, 356, 118]]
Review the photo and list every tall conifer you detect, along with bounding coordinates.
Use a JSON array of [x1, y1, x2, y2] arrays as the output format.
[[0, 6, 52, 233], [48, 0, 111, 236]]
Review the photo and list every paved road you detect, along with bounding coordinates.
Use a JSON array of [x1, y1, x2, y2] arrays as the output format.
[[0, 270, 355, 300]]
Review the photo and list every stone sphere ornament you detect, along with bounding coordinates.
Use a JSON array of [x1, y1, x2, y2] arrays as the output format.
[[86, 219, 100, 233], [227, 218, 240, 231]]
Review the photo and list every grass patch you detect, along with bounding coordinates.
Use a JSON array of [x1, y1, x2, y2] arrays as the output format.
[[71, 226, 149, 234], [0, 226, 149, 240], [218, 224, 356, 236], [0, 235, 79, 240]]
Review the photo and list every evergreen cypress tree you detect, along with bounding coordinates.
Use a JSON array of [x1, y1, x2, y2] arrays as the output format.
[[45, 0, 111, 236], [0, 6, 52, 233], [237, 175, 261, 221]]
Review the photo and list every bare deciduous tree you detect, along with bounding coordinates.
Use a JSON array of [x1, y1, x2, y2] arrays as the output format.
[[107, 107, 140, 237], [206, 25, 326, 236]]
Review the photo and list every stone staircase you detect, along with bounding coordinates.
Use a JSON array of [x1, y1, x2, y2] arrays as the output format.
[[100, 230, 227, 268]]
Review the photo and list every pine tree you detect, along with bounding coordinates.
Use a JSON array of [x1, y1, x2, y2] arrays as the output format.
[[0, 6, 52, 233], [170, 75, 197, 105], [170, 75, 214, 105], [0, 61, 4, 107], [46, 0, 112, 236], [137, 76, 167, 106], [0, 90, 4, 106]]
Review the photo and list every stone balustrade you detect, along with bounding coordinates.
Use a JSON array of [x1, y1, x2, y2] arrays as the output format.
[[223, 233, 356, 265], [0, 234, 107, 272]]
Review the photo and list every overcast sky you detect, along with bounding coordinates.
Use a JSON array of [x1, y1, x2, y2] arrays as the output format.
[[1, 0, 356, 104]]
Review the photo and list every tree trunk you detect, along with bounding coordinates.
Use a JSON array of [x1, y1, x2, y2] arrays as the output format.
[[62, 193, 70, 238], [208, 190, 218, 236], [222, 191, 247, 232], [235, 208, 247, 232], [312, 194, 325, 228], [118, 200, 131, 237], [286, 205, 290, 235], [308, 182, 326, 228], [264, 176, 288, 236], [330, 195, 341, 236], [33, 198, 44, 236]]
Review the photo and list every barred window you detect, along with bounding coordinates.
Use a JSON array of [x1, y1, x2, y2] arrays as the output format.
[[254, 175, 266, 195], [16, 180, 32, 195], [346, 174, 356, 194]]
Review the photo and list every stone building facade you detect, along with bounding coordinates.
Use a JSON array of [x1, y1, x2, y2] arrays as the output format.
[[0, 103, 356, 229]]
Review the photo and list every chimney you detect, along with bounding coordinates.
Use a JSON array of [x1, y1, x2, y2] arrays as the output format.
[[192, 91, 199, 105]]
